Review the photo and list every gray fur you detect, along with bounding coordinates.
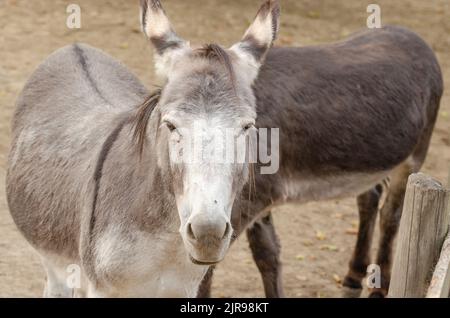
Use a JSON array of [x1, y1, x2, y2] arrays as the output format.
[[6, 23, 442, 297]]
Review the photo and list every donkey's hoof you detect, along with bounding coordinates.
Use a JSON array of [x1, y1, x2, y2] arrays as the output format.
[[342, 276, 362, 288], [368, 291, 386, 298], [342, 286, 362, 298]]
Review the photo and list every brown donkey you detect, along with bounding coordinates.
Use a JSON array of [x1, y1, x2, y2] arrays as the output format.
[[195, 4, 443, 298], [7, 0, 442, 298]]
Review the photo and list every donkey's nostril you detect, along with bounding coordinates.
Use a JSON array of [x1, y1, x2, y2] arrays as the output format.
[[222, 222, 231, 239], [187, 223, 196, 240]]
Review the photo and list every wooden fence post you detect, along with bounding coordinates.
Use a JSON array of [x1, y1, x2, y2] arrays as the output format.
[[427, 167, 450, 297], [448, 168, 450, 188], [388, 173, 450, 298], [426, 231, 450, 298]]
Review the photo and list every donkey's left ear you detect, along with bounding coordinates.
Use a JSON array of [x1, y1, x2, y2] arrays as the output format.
[[140, 0, 190, 79], [230, 0, 280, 73]]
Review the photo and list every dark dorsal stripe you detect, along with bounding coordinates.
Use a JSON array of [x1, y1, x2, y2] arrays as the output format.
[[73, 44, 111, 106], [89, 116, 129, 241]]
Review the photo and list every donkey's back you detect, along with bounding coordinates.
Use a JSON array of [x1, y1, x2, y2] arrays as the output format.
[[12, 44, 147, 132], [7, 44, 148, 258], [256, 25, 443, 175]]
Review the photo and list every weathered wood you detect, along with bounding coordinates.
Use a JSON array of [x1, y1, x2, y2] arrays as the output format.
[[388, 173, 450, 298], [447, 168, 450, 188], [426, 231, 450, 298]]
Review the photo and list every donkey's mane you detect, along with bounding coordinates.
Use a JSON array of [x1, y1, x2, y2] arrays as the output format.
[[133, 43, 236, 156], [133, 88, 162, 156], [194, 43, 236, 86]]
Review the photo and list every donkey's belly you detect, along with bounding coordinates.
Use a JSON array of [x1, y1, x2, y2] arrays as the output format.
[[280, 170, 390, 204]]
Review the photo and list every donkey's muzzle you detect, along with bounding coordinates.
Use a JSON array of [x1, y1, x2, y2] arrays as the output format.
[[184, 214, 232, 264]]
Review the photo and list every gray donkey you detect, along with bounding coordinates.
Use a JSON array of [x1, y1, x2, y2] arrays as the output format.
[[7, 0, 442, 298]]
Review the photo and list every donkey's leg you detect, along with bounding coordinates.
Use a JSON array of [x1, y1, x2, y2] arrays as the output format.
[[342, 185, 382, 297], [41, 256, 74, 298], [246, 212, 284, 298], [369, 163, 413, 298]]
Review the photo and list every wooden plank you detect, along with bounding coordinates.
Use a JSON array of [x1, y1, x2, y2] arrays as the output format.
[[388, 173, 450, 298], [427, 231, 450, 298]]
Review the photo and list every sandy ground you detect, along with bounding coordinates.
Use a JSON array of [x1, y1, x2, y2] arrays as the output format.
[[0, 0, 449, 298]]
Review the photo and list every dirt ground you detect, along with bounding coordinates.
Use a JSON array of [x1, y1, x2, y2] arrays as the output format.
[[0, 0, 449, 298]]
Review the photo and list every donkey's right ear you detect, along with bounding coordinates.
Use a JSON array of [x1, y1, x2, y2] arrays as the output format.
[[140, 0, 190, 79]]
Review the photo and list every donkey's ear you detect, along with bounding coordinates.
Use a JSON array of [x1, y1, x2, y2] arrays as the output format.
[[140, 0, 190, 79], [231, 0, 280, 66]]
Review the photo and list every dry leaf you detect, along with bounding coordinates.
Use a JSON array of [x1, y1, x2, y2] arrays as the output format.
[[316, 231, 326, 240], [345, 228, 358, 235], [333, 274, 342, 284], [295, 254, 305, 261], [307, 11, 321, 19], [303, 239, 314, 246], [296, 275, 307, 281], [320, 244, 339, 252]]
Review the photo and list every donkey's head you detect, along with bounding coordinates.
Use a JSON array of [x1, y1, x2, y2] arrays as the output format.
[[138, 0, 280, 264]]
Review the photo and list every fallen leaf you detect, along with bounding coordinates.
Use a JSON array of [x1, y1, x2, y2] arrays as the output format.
[[303, 239, 314, 246], [345, 228, 358, 235], [333, 213, 344, 219], [320, 244, 339, 252], [316, 231, 326, 240], [119, 42, 129, 49], [296, 275, 308, 282], [333, 274, 342, 284], [441, 111, 448, 118], [295, 254, 305, 261], [307, 11, 321, 19]]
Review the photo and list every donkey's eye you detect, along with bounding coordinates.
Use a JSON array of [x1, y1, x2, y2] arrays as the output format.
[[164, 121, 177, 132], [243, 123, 255, 132]]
